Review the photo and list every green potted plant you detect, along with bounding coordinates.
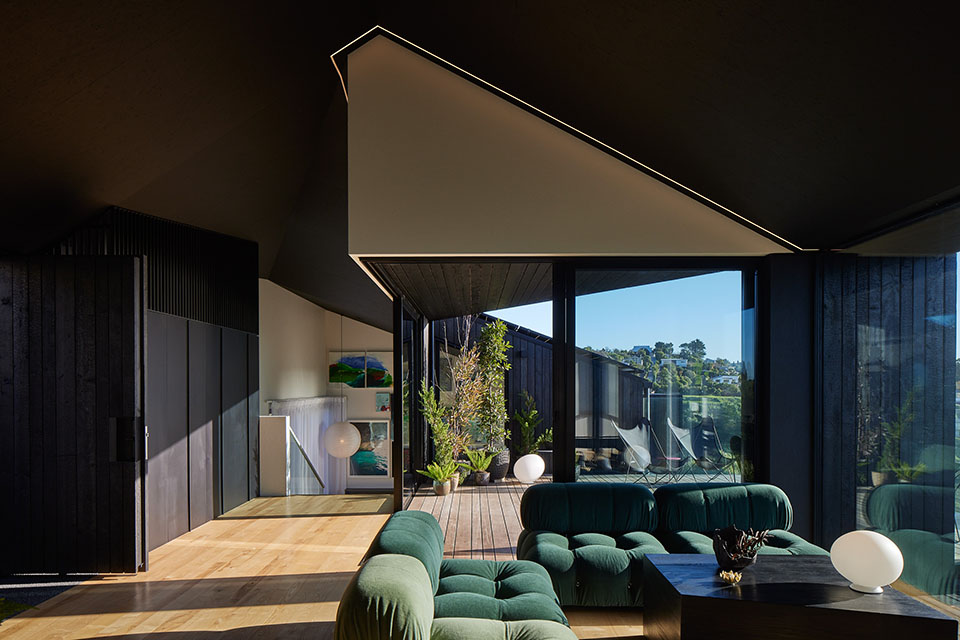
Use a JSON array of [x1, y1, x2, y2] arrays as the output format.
[[417, 460, 459, 496], [476, 319, 512, 480], [875, 397, 913, 486], [463, 448, 496, 485], [513, 391, 553, 476]]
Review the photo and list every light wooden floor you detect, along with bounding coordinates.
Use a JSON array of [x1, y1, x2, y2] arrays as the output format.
[[408, 477, 644, 638], [0, 495, 392, 639], [2, 491, 643, 639]]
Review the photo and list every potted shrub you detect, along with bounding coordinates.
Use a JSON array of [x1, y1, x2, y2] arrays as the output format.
[[513, 391, 553, 476], [417, 460, 459, 496], [464, 448, 495, 485], [477, 319, 512, 480]]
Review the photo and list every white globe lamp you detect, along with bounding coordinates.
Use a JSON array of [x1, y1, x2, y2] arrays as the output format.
[[830, 530, 903, 594], [514, 453, 546, 484], [324, 421, 361, 459]]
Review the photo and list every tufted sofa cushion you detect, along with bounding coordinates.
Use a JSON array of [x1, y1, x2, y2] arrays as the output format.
[[430, 618, 578, 640], [434, 558, 567, 625], [335, 554, 435, 640], [368, 510, 446, 593], [517, 482, 666, 606], [520, 482, 659, 535], [866, 484, 954, 535], [653, 483, 827, 555]]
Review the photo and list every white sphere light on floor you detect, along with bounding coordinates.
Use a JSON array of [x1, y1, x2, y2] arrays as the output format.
[[829, 530, 903, 594], [324, 421, 361, 459], [514, 453, 546, 484]]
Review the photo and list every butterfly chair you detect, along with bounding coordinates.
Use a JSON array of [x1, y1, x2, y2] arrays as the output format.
[[667, 416, 738, 482], [614, 418, 686, 485]]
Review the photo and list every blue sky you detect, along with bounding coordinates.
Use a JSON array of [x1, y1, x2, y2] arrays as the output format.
[[488, 271, 744, 362]]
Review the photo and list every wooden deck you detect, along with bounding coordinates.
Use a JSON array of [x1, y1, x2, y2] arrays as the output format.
[[408, 476, 547, 560]]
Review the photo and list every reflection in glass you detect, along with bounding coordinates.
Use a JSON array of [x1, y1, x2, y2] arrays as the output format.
[[574, 270, 752, 484]]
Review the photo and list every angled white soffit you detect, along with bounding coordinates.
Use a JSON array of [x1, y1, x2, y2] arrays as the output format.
[[346, 34, 792, 259]]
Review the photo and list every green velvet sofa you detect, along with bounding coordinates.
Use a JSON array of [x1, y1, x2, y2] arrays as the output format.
[[516, 483, 667, 607], [653, 482, 827, 555], [335, 510, 576, 640], [865, 483, 960, 599]]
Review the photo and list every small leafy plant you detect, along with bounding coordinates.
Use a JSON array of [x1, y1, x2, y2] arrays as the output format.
[[513, 391, 553, 456], [464, 448, 495, 473], [890, 461, 927, 483], [417, 460, 460, 483]]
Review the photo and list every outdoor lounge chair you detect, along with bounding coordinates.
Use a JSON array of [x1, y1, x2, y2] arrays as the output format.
[[614, 418, 686, 485], [667, 416, 738, 482]]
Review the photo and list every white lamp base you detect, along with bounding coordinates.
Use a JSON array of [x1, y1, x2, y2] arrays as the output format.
[[849, 583, 884, 594]]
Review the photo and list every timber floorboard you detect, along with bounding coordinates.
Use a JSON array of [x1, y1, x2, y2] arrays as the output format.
[[0, 495, 391, 639]]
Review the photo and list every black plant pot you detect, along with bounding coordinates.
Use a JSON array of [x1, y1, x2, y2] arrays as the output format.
[[490, 449, 510, 481], [538, 449, 553, 475]]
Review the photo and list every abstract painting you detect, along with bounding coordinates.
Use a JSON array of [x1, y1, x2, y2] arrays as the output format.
[[364, 351, 394, 388], [348, 421, 390, 476], [375, 392, 391, 412], [329, 352, 366, 388]]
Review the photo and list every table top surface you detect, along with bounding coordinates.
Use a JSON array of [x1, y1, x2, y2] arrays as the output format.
[[645, 554, 954, 621]]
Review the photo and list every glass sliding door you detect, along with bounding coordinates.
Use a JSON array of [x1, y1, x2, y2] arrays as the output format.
[[574, 269, 755, 484], [822, 253, 958, 613]]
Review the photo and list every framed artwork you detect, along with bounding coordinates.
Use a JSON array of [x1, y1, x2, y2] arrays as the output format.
[[329, 352, 367, 388], [348, 420, 390, 477], [364, 351, 394, 388], [375, 392, 391, 413]]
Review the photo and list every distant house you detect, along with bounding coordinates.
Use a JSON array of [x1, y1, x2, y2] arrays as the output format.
[[711, 375, 740, 385], [632, 345, 652, 354], [661, 357, 688, 368]]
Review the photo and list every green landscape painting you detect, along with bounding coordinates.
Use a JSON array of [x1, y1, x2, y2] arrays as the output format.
[[329, 352, 366, 388]]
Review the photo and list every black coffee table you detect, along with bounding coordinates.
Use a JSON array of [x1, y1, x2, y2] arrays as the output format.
[[643, 554, 957, 640]]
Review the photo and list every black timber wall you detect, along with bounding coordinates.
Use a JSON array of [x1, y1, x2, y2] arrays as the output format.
[[0, 256, 144, 574]]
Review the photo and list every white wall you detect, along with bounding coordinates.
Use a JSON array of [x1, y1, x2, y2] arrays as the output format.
[[259, 278, 394, 489]]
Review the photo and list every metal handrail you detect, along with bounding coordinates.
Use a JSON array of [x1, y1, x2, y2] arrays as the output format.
[[287, 426, 326, 489]]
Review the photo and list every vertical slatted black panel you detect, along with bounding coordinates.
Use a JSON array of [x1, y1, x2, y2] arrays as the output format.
[[55, 258, 78, 570], [50, 207, 258, 335], [0, 261, 14, 573], [189, 320, 220, 527], [12, 261, 30, 569], [221, 328, 249, 513], [75, 256, 98, 571]]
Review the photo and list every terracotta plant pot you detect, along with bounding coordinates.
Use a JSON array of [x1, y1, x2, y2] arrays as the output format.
[[474, 471, 491, 485], [433, 480, 451, 496], [872, 470, 897, 486], [450, 473, 460, 492]]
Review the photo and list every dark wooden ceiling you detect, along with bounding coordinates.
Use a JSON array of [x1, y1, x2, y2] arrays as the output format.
[[3, 1, 959, 330], [371, 261, 720, 320]]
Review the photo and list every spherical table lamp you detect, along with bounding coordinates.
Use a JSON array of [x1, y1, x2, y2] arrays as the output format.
[[514, 453, 546, 484], [830, 530, 904, 594], [324, 421, 361, 459]]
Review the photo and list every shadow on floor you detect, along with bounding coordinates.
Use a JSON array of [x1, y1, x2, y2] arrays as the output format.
[[90, 621, 334, 638], [10, 572, 357, 617]]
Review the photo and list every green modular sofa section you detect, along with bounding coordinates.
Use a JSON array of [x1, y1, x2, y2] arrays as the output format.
[[517, 483, 667, 607], [653, 482, 827, 556], [865, 484, 960, 599], [335, 510, 575, 640]]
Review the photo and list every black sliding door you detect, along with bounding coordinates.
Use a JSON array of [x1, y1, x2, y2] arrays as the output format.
[[221, 328, 250, 513], [0, 256, 145, 574], [145, 312, 189, 551], [189, 320, 220, 525]]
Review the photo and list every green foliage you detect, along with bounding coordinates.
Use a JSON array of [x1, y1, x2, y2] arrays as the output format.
[[0, 597, 33, 622], [880, 395, 914, 471], [420, 381, 453, 466], [476, 319, 512, 451], [463, 448, 496, 473], [513, 391, 553, 455], [417, 460, 460, 482], [890, 461, 927, 482]]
